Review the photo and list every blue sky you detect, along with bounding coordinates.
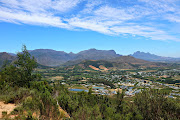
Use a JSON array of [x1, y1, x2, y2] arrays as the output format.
[[0, 0, 180, 57]]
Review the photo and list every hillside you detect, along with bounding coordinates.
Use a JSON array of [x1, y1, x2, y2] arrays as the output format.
[[0, 52, 16, 67], [0, 52, 49, 69], [66, 56, 170, 70], [109, 56, 149, 64], [70, 60, 113, 70]]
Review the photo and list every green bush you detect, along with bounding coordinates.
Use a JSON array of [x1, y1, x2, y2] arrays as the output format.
[[2, 111, 7, 117]]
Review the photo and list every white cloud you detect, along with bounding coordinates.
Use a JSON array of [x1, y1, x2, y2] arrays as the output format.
[[0, 0, 179, 41], [51, 0, 82, 13], [80, 0, 102, 14], [165, 14, 180, 23], [0, 6, 69, 28], [67, 17, 113, 34], [0, 0, 82, 13], [110, 25, 180, 41], [94, 6, 135, 21]]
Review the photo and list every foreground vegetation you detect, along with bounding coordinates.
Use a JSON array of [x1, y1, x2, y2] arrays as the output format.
[[0, 46, 179, 120]]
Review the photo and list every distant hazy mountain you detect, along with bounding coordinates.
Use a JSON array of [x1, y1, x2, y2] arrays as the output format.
[[76, 49, 121, 60], [109, 56, 149, 64], [29, 49, 121, 66], [29, 49, 75, 66], [0, 49, 121, 67], [1, 49, 179, 67], [8, 53, 16, 56], [131, 51, 180, 62], [0, 52, 16, 67]]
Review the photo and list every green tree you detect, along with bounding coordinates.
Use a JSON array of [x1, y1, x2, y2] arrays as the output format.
[[116, 89, 125, 113], [88, 87, 93, 95], [14, 45, 37, 87], [134, 89, 180, 120], [0, 45, 39, 88], [0, 63, 19, 87]]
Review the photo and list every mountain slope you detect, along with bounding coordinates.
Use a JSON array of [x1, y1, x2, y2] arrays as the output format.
[[109, 56, 149, 64], [0, 52, 16, 67], [66, 56, 169, 70], [29, 49, 76, 66], [29, 49, 121, 66]]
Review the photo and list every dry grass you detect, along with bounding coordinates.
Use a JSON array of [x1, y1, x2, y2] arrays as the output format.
[[70, 85, 88, 90], [172, 76, 180, 80], [50, 76, 64, 80]]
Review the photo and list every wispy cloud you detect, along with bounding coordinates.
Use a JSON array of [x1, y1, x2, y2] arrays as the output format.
[[165, 14, 180, 23], [0, 6, 69, 28], [0, 0, 180, 41]]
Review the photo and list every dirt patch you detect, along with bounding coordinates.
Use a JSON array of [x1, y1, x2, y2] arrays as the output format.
[[109, 88, 122, 93], [0, 101, 16, 118], [99, 65, 108, 70], [89, 65, 99, 70], [58, 105, 70, 118], [90, 60, 97, 61], [50, 76, 64, 80]]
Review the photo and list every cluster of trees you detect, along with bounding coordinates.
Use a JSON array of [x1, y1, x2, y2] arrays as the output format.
[[55, 85, 180, 120], [0, 46, 179, 119], [89, 78, 115, 88], [0, 45, 41, 88], [0, 46, 61, 119], [55, 85, 141, 120]]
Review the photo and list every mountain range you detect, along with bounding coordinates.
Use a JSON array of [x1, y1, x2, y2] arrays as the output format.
[[29, 49, 121, 66], [0, 49, 179, 67], [131, 51, 180, 63]]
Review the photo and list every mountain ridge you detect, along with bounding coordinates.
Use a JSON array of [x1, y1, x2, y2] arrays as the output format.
[[1, 49, 180, 67], [28, 48, 121, 66], [131, 51, 180, 62]]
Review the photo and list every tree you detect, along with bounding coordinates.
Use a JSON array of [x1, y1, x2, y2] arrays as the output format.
[[88, 87, 93, 95], [14, 45, 37, 87], [116, 89, 125, 113], [134, 89, 180, 120], [0, 45, 39, 88]]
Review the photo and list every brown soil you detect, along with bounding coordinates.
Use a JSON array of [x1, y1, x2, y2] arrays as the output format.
[[0, 101, 16, 118], [89, 65, 99, 70], [58, 105, 70, 118], [99, 65, 109, 70], [109, 88, 122, 93]]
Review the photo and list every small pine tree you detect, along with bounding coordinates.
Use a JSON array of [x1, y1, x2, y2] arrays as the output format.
[[14, 45, 37, 87]]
